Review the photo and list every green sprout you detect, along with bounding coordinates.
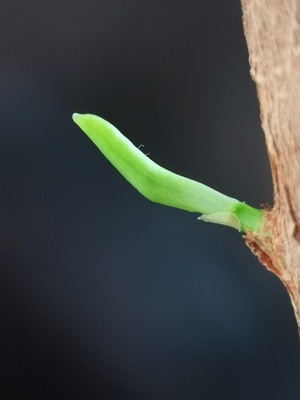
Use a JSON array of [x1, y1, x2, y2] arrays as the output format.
[[72, 113, 263, 233]]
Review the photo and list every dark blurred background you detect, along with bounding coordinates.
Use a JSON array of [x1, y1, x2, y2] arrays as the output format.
[[1, 1, 300, 399]]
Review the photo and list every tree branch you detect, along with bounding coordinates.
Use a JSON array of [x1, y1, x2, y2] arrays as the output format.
[[241, 0, 300, 329]]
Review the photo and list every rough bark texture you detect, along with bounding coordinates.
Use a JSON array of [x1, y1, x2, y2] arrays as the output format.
[[240, 0, 300, 329]]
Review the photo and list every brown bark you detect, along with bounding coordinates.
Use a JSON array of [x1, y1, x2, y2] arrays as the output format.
[[240, 0, 300, 329]]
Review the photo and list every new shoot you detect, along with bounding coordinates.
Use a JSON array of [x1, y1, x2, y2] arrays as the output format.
[[72, 113, 262, 233]]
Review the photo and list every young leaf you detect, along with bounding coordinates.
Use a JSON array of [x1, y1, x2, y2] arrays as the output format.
[[72, 113, 263, 232]]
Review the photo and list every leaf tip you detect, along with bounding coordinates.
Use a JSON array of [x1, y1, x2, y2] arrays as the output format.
[[72, 112, 82, 125]]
